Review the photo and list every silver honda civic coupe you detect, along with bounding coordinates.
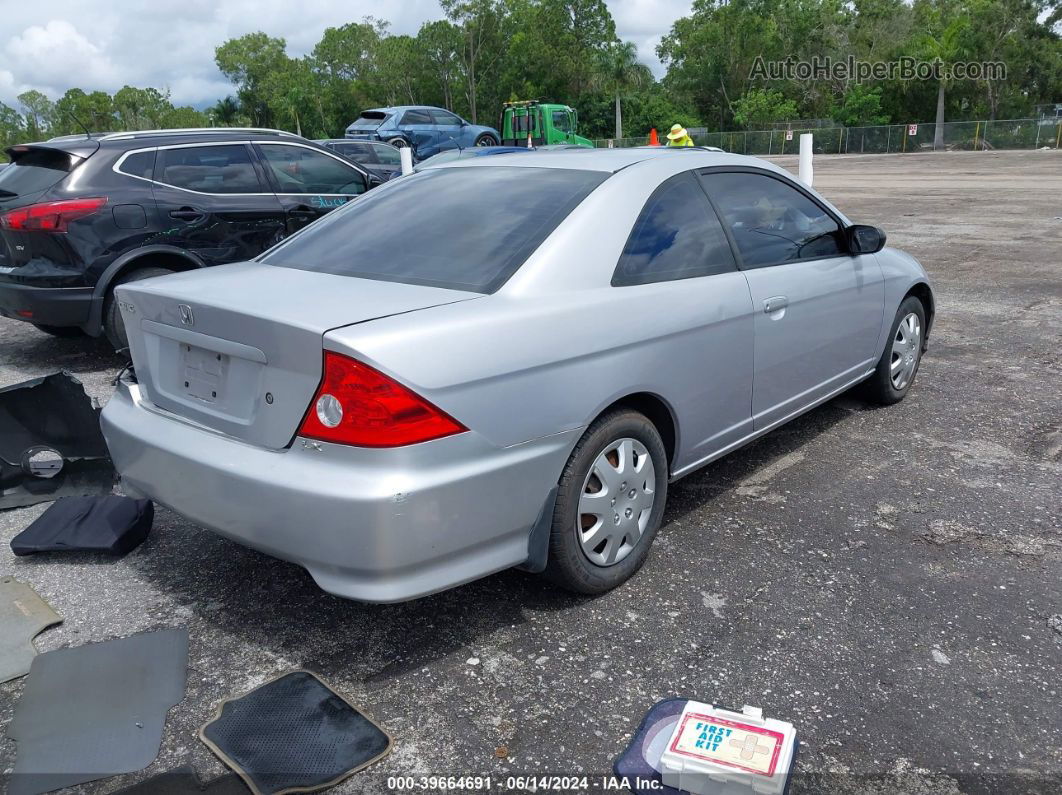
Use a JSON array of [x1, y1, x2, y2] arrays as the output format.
[[101, 148, 934, 602]]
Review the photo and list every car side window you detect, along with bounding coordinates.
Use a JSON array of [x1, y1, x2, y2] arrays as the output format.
[[430, 110, 461, 126], [552, 111, 571, 133], [258, 145, 367, 195], [117, 150, 156, 180], [401, 109, 433, 125], [154, 145, 263, 194], [613, 172, 736, 287], [700, 171, 844, 267]]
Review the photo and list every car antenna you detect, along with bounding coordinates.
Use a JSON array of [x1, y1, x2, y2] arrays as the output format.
[[63, 109, 93, 139]]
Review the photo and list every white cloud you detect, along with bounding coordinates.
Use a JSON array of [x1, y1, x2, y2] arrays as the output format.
[[0, 0, 693, 108]]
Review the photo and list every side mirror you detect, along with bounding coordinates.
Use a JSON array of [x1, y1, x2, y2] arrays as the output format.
[[846, 224, 886, 254]]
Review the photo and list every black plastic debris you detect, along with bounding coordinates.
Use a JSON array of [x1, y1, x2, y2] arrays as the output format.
[[114, 765, 251, 795], [0, 372, 115, 510], [7, 628, 188, 795], [200, 670, 392, 795], [11, 496, 153, 557]]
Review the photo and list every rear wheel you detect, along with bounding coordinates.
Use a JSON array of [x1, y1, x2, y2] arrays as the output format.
[[32, 324, 85, 338], [386, 137, 409, 149], [861, 295, 926, 405], [475, 134, 498, 147], [544, 410, 668, 595], [104, 266, 176, 351]]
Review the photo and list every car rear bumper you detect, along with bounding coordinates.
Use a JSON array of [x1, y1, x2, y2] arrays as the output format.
[[100, 378, 578, 602], [0, 282, 93, 328]]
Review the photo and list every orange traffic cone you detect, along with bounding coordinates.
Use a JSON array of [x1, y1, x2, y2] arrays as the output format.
[[649, 127, 659, 146]]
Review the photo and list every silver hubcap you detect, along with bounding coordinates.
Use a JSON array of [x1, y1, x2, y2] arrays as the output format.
[[577, 438, 656, 567], [890, 312, 921, 390]]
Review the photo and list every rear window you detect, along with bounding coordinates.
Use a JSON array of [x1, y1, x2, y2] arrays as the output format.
[[0, 148, 79, 197], [350, 112, 390, 130], [264, 166, 607, 293]]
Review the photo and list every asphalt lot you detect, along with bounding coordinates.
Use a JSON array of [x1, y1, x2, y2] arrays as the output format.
[[1, 149, 1060, 795]]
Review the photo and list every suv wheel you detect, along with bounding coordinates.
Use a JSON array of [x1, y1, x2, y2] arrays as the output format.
[[475, 134, 498, 147], [104, 266, 176, 351], [543, 409, 668, 595], [386, 137, 409, 149]]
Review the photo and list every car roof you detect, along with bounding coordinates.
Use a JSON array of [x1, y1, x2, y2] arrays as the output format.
[[92, 128, 305, 148], [435, 147, 761, 173], [363, 106, 454, 114]]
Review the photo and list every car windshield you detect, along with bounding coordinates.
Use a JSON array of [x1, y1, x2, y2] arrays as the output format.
[[349, 112, 390, 130], [264, 166, 607, 293], [0, 148, 80, 198], [372, 144, 401, 165]]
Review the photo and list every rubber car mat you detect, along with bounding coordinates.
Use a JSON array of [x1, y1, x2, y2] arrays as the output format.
[[199, 670, 392, 795], [114, 765, 251, 794], [0, 372, 115, 510], [0, 577, 62, 683], [10, 495, 153, 556], [6, 628, 188, 795]]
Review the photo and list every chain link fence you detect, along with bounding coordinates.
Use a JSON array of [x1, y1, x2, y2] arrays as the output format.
[[592, 118, 1062, 154]]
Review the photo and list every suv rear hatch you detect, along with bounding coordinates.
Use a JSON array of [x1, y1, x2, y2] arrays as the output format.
[[116, 262, 480, 449], [345, 111, 391, 141], [0, 142, 98, 273]]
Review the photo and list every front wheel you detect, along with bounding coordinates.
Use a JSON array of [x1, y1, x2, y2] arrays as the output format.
[[474, 134, 497, 147], [861, 295, 926, 405], [543, 410, 668, 595]]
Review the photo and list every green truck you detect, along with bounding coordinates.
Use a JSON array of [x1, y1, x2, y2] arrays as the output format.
[[499, 101, 594, 148]]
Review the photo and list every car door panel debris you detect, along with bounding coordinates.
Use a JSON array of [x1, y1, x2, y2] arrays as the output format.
[[199, 670, 392, 795], [0, 372, 115, 510], [0, 578, 62, 684], [10, 495, 153, 556], [6, 628, 188, 795]]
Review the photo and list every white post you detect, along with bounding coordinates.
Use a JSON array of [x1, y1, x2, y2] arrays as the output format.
[[798, 133, 814, 186], [399, 146, 414, 176]]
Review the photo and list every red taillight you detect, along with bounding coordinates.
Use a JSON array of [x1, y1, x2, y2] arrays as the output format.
[[298, 351, 467, 447], [0, 197, 107, 233]]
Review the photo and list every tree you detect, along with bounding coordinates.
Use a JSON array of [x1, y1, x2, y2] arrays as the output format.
[[593, 41, 649, 139], [417, 20, 464, 110], [832, 84, 890, 125], [0, 102, 25, 160], [732, 88, 798, 129], [17, 90, 55, 139], [441, 0, 505, 123], [913, 0, 971, 148], [215, 32, 289, 125]]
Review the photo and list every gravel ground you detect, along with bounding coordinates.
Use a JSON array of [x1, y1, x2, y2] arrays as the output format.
[[1, 150, 1060, 795]]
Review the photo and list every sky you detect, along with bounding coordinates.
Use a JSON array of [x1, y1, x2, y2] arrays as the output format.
[[0, 0, 692, 110]]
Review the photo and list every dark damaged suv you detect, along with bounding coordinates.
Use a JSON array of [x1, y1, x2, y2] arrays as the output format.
[[0, 128, 381, 348]]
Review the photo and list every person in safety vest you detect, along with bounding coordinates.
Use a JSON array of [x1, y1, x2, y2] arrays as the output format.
[[666, 124, 694, 147]]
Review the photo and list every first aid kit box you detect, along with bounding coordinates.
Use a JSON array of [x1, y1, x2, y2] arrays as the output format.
[[658, 702, 797, 795]]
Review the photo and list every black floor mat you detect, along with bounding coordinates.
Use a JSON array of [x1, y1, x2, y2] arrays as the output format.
[[114, 765, 251, 794], [11, 495, 153, 556], [199, 670, 392, 795], [6, 628, 188, 795], [0, 372, 115, 510]]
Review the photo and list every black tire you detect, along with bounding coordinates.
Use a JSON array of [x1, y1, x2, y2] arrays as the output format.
[[475, 134, 498, 147], [104, 266, 176, 351], [32, 324, 85, 338], [386, 137, 409, 149], [543, 409, 668, 595], [861, 295, 927, 405]]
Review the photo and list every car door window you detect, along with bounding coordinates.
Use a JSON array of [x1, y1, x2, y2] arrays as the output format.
[[401, 109, 433, 125], [154, 145, 263, 194], [613, 172, 736, 287], [552, 111, 572, 133], [701, 171, 844, 267], [259, 144, 367, 195], [430, 110, 461, 126], [371, 144, 401, 165]]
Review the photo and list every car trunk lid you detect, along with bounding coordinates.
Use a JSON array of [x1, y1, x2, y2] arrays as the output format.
[[116, 262, 480, 449]]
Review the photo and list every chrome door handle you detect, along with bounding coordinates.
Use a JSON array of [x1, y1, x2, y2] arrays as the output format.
[[763, 296, 788, 313]]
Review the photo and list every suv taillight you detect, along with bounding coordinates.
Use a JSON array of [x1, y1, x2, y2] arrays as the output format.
[[0, 197, 107, 232], [298, 351, 467, 447]]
